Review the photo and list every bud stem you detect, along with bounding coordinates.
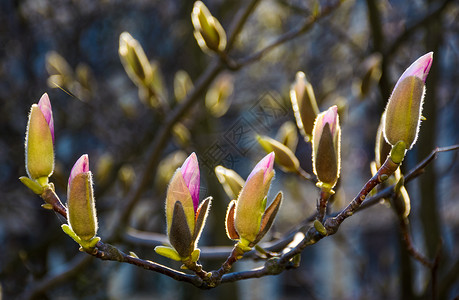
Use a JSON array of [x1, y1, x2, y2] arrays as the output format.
[[326, 156, 399, 232], [316, 189, 333, 223]]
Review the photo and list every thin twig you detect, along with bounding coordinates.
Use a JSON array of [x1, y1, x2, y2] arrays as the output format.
[[231, 0, 344, 69]]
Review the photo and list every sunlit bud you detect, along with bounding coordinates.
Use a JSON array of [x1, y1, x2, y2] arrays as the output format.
[[290, 71, 320, 141], [225, 153, 282, 248], [25, 93, 55, 185], [119, 32, 153, 86], [384, 52, 433, 150], [174, 70, 194, 103], [215, 165, 245, 199], [66, 155, 98, 242], [312, 105, 341, 189], [205, 73, 234, 117], [275, 121, 298, 152], [46, 51, 73, 89], [256, 135, 300, 173], [172, 122, 191, 148], [95, 153, 114, 185], [159, 153, 211, 260], [191, 1, 227, 53]]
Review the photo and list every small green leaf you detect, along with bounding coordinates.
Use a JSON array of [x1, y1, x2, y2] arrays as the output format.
[[19, 176, 44, 194], [154, 246, 182, 261]]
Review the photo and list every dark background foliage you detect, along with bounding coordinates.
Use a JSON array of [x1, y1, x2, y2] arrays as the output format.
[[0, 0, 458, 299]]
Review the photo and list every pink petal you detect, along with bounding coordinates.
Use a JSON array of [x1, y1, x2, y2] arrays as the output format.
[[181, 152, 200, 211], [69, 154, 89, 187], [38, 93, 55, 143], [322, 106, 338, 136], [247, 152, 275, 183], [395, 52, 433, 91]]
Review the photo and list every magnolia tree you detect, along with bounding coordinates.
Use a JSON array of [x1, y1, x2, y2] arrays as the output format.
[[16, 0, 458, 299]]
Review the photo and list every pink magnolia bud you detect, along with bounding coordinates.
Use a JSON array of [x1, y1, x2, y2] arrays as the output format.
[[312, 105, 341, 188], [384, 52, 433, 150], [25, 93, 55, 183], [67, 154, 98, 241], [38, 93, 54, 143], [162, 153, 211, 260], [68, 154, 89, 188], [227, 152, 282, 247], [246, 152, 275, 184], [181, 152, 200, 211]]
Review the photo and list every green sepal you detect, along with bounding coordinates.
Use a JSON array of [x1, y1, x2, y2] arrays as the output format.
[[61, 224, 100, 251], [190, 249, 200, 263], [390, 141, 406, 164], [154, 245, 182, 261], [41, 203, 53, 210], [19, 176, 44, 194], [237, 239, 253, 253]]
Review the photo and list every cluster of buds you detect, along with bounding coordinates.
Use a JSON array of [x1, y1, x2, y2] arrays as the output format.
[[191, 1, 227, 54], [21, 94, 99, 251], [155, 153, 211, 263], [225, 153, 283, 251]]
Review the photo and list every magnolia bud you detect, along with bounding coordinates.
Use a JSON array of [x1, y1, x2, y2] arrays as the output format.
[[174, 70, 194, 103], [119, 32, 153, 86], [256, 135, 300, 173], [275, 121, 298, 152], [25, 93, 55, 186], [215, 165, 245, 200], [312, 106, 341, 189], [205, 73, 234, 117], [290, 71, 320, 141], [384, 52, 433, 150], [156, 153, 211, 261], [64, 155, 99, 248], [191, 1, 227, 53], [225, 153, 282, 248]]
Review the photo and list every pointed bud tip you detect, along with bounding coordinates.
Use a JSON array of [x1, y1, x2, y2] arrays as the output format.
[[37, 93, 54, 142], [69, 154, 90, 186], [181, 152, 200, 210], [401, 52, 433, 83]]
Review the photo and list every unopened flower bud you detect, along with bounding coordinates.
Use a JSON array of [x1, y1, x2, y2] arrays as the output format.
[[256, 135, 300, 173], [312, 105, 341, 189], [290, 71, 320, 141], [384, 52, 433, 150], [25, 93, 55, 186], [225, 153, 282, 248], [174, 70, 194, 103], [275, 121, 298, 152], [156, 153, 211, 261], [119, 32, 153, 86], [215, 165, 244, 200], [66, 155, 98, 242], [191, 1, 227, 53], [205, 73, 234, 117]]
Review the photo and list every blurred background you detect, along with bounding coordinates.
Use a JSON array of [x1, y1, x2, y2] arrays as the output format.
[[1, 0, 458, 299]]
